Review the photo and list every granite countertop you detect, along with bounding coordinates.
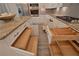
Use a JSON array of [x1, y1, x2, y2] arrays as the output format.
[[0, 16, 31, 40], [57, 18, 79, 32], [50, 14, 79, 32]]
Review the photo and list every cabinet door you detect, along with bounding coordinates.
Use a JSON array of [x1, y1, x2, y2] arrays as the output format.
[[45, 3, 62, 8]]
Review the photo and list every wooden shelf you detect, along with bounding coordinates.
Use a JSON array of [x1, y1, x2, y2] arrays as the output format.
[[50, 27, 79, 41], [49, 27, 79, 56], [12, 27, 38, 55], [12, 27, 32, 49], [69, 40, 79, 52], [49, 41, 63, 56], [57, 41, 79, 56], [26, 36, 38, 55]]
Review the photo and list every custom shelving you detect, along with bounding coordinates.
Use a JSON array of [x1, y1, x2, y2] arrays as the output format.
[[12, 28, 38, 56], [49, 27, 79, 56], [11, 28, 38, 55], [69, 40, 79, 52], [49, 41, 63, 56], [57, 40, 79, 56]]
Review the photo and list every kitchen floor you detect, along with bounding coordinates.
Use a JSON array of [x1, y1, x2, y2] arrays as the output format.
[[37, 24, 50, 56], [27, 15, 51, 56]]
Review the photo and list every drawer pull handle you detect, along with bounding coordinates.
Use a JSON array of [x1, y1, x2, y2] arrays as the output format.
[[14, 32, 19, 37]]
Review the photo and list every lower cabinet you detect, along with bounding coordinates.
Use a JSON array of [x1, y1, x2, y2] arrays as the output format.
[[2, 23, 26, 46], [0, 22, 33, 56]]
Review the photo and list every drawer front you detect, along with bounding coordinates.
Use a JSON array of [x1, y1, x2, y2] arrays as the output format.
[[10, 23, 27, 45], [3, 22, 27, 46]]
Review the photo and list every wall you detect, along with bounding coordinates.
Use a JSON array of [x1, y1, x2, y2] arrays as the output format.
[[39, 3, 46, 15], [39, 3, 63, 15], [5, 3, 19, 16], [55, 6, 79, 18], [21, 4, 29, 16], [63, 3, 79, 7], [45, 3, 62, 8], [0, 3, 30, 16], [16, 4, 24, 16], [55, 3, 79, 18], [45, 3, 79, 18], [0, 3, 8, 13]]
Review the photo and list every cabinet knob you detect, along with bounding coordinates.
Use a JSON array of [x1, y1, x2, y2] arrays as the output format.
[[14, 32, 19, 37]]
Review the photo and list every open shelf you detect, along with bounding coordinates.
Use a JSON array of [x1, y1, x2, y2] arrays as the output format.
[[12, 27, 32, 49], [11, 27, 38, 55], [49, 40, 79, 56], [69, 40, 79, 52], [49, 41, 63, 56], [50, 27, 79, 41], [56, 40, 79, 56], [49, 27, 79, 56], [26, 36, 38, 55]]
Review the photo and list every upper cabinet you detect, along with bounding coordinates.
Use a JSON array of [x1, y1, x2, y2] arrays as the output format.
[[44, 3, 63, 9], [62, 3, 79, 7]]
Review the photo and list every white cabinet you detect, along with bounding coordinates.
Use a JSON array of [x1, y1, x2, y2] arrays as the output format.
[[0, 21, 33, 56], [1, 22, 27, 46], [63, 3, 79, 7], [44, 3, 63, 8]]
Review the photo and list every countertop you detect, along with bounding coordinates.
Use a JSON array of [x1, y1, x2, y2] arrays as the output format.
[[50, 14, 79, 32], [0, 16, 31, 40], [57, 18, 79, 32]]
